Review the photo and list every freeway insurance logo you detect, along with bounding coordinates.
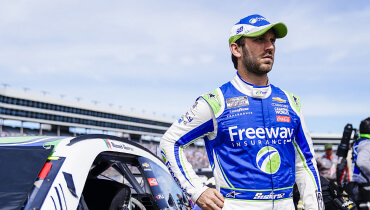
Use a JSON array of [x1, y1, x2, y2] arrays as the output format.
[[256, 146, 281, 174]]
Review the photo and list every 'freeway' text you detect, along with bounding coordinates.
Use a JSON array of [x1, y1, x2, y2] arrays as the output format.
[[228, 126, 294, 141]]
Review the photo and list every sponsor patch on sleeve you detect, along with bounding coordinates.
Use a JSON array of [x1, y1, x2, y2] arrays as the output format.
[[178, 101, 198, 125]]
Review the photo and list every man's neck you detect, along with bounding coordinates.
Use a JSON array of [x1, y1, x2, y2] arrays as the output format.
[[237, 69, 268, 86]]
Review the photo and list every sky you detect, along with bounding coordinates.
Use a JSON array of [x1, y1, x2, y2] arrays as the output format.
[[1, 0, 370, 134]]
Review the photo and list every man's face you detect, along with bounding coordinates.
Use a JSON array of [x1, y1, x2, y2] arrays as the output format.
[[325, 149, 333, 156], [240, 30, 276, 75]]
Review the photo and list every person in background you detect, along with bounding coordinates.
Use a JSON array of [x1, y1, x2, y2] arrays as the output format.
[[317, 143, 350, 182], [343, 117, 370, 206], [317, 143, 338, 181], [352, 117, 370, 183]]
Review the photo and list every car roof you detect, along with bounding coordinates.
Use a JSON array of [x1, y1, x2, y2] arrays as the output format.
[[0, 134, 165, 210], [0, 134, 161, 161]]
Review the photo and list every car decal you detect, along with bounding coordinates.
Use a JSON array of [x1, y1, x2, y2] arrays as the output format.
[[50, 196, 57, 210], [54, 186, 63, 210], [103, 139, 112, 149], [0, 136, 47, 143], [59, 183, 67, 210], [0, 136, 66, 145], [63, 172, 78, 198]]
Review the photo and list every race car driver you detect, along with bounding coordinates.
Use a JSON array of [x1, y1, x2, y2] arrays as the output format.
[[160, 14, 323, 210]]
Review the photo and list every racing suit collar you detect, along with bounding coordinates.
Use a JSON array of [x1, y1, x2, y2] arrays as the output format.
[[359, 133, 370, 139], [231, 73, 272, 99]]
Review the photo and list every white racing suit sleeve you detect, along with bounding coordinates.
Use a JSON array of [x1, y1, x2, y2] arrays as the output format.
[[159, 97, 215, 203], [356, 140, 370, 176], [294, 108, 324, 210]]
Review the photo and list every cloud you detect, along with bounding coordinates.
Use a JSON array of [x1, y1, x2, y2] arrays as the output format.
[[0, 1, 231, 81], [179, 56, 195, 66], [327, 50, 348, 62], [155, 54, 170, 64], [279, 3, 370, 53], [1, 0, 370, 134], [199, 54, 215, 64], [303, 94, 370, 117]]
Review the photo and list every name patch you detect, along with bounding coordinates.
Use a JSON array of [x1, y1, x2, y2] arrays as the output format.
[[226, 96, 249, 109]]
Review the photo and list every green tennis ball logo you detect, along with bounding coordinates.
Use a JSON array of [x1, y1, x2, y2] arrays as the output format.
[[250, 19, 257, 24], [256, 146, 281, 174]]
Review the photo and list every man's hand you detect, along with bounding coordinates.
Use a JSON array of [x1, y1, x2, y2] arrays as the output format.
[[196, 188, 225, 210]]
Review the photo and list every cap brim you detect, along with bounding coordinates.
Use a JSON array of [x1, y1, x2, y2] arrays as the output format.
[[229, 22, 287, 45]]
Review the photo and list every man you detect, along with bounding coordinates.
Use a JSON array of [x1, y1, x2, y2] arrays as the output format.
[[352, 117, 370, 183], [317, 144, 338, 181], [347, 117, 370, 204], [160, 14, 323, 210], [317, 143, 350, 183]]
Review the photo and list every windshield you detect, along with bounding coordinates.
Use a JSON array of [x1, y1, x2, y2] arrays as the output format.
[[0, 145, 54, 210], [138, 157, 191, 210]]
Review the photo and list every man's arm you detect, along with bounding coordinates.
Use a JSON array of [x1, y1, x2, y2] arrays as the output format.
[[159, 97, 223, 207], [284, 91, 324, 210], [356, 140, 370, 175], [294, 110, 324, 210]]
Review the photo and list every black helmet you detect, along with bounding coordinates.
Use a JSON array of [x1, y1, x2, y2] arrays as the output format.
[[359, 117, 370, 134]]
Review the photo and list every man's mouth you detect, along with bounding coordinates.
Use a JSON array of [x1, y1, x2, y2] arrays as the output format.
[[262, 55, 273, 62]]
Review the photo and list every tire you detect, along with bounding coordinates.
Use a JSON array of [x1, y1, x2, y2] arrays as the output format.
[[131, 197, 146, 210]]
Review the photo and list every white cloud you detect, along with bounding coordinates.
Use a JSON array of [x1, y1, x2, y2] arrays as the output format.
[[326, 50, 348, 62], [155, 54, 170, 64], [19, 66, 32, 75], [180, 56, 195, 66], [199, 54, 214, 64], [1, 0, 370, 134], [303, 95, 370, 117], [280, 4, 370, 53]]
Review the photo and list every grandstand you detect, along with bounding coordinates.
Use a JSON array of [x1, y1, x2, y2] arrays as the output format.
[[0, 87, 173, 141], [0, 87, 344, 168]]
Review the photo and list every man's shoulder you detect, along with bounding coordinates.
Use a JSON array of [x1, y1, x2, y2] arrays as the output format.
[[358, 138, 370, 148], [201, 89, 223, 116], [271, 85, 302, 113], [271, 84, 300, 98], [200, 79, 233, 116]]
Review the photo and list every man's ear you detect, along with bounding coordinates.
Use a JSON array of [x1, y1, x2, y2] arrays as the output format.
[[230, 43, 242, 58]]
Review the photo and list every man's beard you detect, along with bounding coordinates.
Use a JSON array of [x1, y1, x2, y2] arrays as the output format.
[[242, 46, 273, 75]]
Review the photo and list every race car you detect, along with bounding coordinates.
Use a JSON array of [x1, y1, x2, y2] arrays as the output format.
[[0, 134, 192, 210]]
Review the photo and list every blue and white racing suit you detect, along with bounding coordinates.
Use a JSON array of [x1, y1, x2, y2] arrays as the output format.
[[160, 74, 323, 210], [352, 136, 370, 183]]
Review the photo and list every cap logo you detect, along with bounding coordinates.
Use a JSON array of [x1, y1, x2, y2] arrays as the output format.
[[249, 17, 267, 24], [236, 26, 243, 34]]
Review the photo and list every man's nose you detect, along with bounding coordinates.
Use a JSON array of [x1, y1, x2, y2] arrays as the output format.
[[265, 40, 275, 52]]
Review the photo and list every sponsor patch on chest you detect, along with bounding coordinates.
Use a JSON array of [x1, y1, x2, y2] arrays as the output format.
[[276, 116, 291, 123], [226, 96, 249, 109], [274, 107, 289, 115]]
